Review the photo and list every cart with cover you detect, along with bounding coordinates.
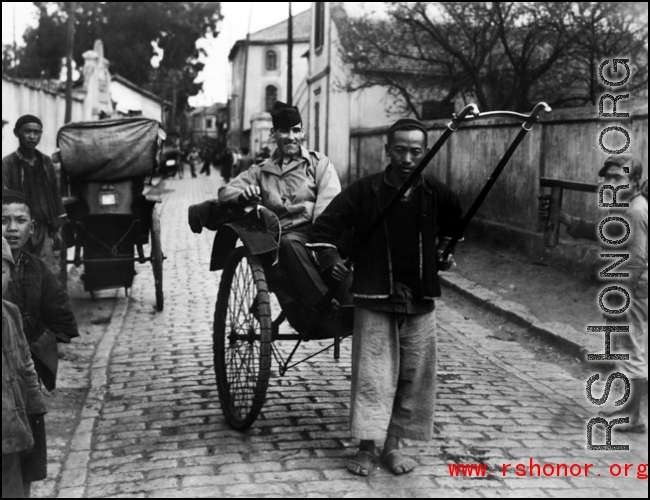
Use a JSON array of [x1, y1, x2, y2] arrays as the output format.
[[57, 118, 166, 311]]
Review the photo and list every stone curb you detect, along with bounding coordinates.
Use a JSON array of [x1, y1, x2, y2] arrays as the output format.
[[440, 273, 593, 360], [57, 293, 130, 499]]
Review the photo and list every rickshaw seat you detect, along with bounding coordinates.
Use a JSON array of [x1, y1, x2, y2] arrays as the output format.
[[189, 200, 280, 271]]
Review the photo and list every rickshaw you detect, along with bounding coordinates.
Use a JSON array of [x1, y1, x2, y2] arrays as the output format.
[[190, 103, 551, 431], [57, 118, 166, 312], [161, 142, 182, 179]]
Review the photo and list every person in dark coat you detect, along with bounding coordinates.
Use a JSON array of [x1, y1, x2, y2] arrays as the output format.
[[220, 148, 235, 183], [2, 115, 68, 278], [200, 148, 213, 176], [2, 190, 79, 393], [308, 118, 462, 477], [3, 235, 48, 498]]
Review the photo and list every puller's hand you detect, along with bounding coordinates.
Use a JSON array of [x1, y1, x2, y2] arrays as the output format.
[[437, 249, 455, 272], [330, 260, 351, 282]]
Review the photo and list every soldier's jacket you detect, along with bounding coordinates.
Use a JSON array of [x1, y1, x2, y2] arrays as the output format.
[[218, 146, 341, 230]]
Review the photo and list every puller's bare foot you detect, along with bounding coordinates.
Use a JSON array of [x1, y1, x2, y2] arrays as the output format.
[[348, 440, 377, 477], [348, 450, 377, 476], [382, 435, 417, 475], [381, 449, 417, 475]]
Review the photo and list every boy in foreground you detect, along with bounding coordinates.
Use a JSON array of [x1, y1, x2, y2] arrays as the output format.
[[2, 190, 79, 392]]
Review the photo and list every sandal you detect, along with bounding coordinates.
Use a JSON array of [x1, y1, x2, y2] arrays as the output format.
[[382, 449, 417, 475], [347, 450, 377, 477]]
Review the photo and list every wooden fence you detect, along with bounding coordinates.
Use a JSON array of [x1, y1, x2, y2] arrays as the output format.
[[349, 104, 648, 237]]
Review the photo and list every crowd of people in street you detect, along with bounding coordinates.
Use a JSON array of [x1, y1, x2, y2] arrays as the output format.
[[162, 141, 272, 184], [2, 99, 648, 497]]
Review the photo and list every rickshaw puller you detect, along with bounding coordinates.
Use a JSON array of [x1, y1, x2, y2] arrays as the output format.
[[309, 118, 463, 477], [2, 115, 68, 279], [219, 101, 342, 316]]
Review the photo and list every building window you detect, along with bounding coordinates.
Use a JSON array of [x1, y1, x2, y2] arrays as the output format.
[[265, 86, 278, 112], [206, 118, 213, 129], [266, 50, 277, 71], [315, 2, 325, 50]]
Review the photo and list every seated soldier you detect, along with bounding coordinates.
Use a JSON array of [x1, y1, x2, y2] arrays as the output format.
[[2, 190, 79, 392], [218, 102, 344, 327]]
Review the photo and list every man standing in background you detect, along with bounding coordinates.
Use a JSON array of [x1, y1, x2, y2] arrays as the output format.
[[2, 115, 68, 278]]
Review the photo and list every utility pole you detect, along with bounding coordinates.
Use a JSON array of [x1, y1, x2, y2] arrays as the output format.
[[287, 2, 293, 106], [13, 4, 17, 74], [239, 2, 253, 150], [64, 2, 78, 124]]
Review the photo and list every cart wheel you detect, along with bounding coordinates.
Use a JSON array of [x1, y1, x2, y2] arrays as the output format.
[[151, 208, 164, 312], [214, 246, 272, 430]]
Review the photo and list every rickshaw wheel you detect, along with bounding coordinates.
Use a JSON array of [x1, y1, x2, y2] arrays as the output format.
[[151, 208, 164, 312], [214, 246, 272, 430]]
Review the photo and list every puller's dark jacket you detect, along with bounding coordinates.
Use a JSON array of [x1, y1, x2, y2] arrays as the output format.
[[308, 168, 463, 300]]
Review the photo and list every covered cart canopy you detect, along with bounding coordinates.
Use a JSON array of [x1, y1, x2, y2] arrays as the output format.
[[57, 118, 166, 181]]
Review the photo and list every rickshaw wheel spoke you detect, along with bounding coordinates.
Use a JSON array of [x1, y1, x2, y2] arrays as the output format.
[[214, 246, 272, 430]]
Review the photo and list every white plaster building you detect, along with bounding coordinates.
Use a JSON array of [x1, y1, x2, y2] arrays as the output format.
[[111, 74, 167, 121], [228, 8, 311, 154], [300, 2, 419, 185]]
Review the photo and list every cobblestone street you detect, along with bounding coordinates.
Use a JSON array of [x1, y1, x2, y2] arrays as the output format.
[[43, 175, 647, 498]]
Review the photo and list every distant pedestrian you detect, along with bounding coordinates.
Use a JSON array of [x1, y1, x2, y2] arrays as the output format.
[[309, 118, 462, 476], [548, 154, 648, 433], [188, 148, 200, 178], [256, 146, 271, 165], [2, 115, 68, 279], [200, 149, 212, 176], [2, 190, 80, 392], [238, 147, 254, 176], [220, 148, 235, 183], [2, 235, 48, 498]]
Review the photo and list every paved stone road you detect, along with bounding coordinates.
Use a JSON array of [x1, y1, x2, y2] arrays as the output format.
[[53, 175, 647, 498]]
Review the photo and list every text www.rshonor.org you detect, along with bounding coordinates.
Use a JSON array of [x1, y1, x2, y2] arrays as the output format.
[[447, 459, 648, 479]]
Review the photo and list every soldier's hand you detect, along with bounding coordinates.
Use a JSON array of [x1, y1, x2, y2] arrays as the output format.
[[241, 185, 261, 201], [330, 260, 351, 282]]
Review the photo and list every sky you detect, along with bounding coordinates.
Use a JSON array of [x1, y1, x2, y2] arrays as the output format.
[[193, 2, 311, 106], [1, 2, 312, 106]]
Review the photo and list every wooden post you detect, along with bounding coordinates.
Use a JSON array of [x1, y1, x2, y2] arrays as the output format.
[[544, 186, 563, 247]]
